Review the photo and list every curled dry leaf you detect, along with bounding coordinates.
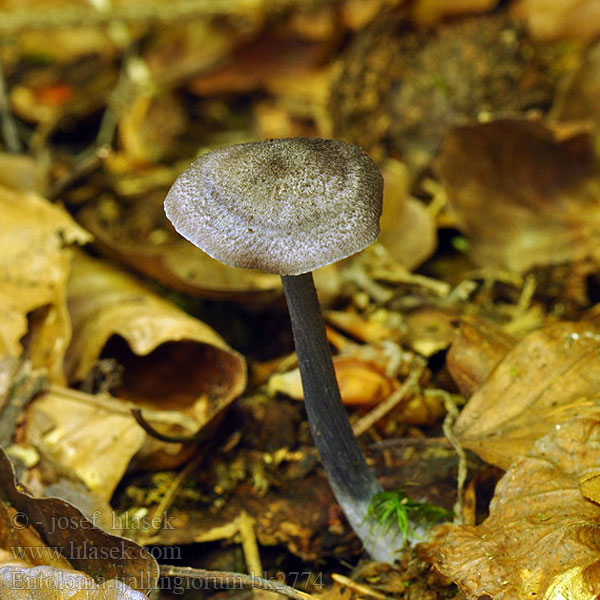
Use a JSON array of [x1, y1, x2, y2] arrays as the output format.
[[26, 386, 146, 499], [78, 194, 281, 302], [455, 321, 600, 469], [65, 251, 246, 425], [423, 414, 600, 599], [0, 565, 147, 599], [0, 186, 91, 383], [439, 118, 600, 273], [447, 315, 516, 398], [379, 160, 437, 270], [0, 448, 158, 594]]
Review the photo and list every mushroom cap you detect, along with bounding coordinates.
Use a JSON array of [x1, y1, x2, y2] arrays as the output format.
[[164, 137, 383, 275]]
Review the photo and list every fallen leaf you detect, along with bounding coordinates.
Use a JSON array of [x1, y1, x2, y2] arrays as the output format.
[[446, 315, 516, 398], [268, 356, 396, 407], [455, 321, 600, 468], [412, 0, 500, 26], [512, 0, 600, 40], [554, 40, 600, 131], [0, 448, 158, 594], [580, 470, 600, 504], [0, 186, 91, 383], [404, 307, 457, 357], [439, 118, 600, 273], [423, 414, 600, 599], [65, 251, 246, 422], [379, 160, 437, 270], [0, 564, 148, 599], [26, 386, 146, 499]]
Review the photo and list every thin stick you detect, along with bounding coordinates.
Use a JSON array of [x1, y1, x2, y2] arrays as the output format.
[[0, 60, 21, 153], [437, 390, 468, 525], [331, 574, 389, 600], [370, 436, 452, 450], [159, 565, 315, 600], [352, 366, 424, 438], [237, 511, 262, 578], [137, 452, 203, 545]]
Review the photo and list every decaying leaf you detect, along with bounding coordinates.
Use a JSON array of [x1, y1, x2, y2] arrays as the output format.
[[379, 160, 437, 270], [0, 565, 147, 599], [512, 0, 600, 40], [404, 307, 457, 357], [447, 315, 516, 398], [423, 414, 600, 599], [66, 251, 246, 422], [439, 118, 600, 273], [0, 186, 91, 383], [0, 448, 158, 594], [412, 0, 500, 26], [26, 386, 146, 499], [554, 39, 600, 130], [78, 195, 281, 301], [269, 356, 396, 407], [455, 321, 600, 469]]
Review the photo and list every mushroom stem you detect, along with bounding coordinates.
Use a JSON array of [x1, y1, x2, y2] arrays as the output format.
[[282, 272, 397, 563]]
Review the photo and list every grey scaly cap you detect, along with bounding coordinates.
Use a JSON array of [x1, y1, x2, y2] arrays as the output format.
[[164, 137, 383, 276]]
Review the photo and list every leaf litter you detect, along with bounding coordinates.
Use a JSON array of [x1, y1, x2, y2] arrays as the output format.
[[2, 0, 600, 599]]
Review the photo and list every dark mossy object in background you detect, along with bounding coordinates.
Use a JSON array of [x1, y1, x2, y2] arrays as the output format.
[[331, 13, 577, 167]]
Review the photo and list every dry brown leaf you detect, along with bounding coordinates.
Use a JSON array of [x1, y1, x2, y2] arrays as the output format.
[[423, 414, 600, 599], [412, 0, 500, 26], [188, 33, 329, 96], [404, 307, 457, 357], [269, 355, 396, 407], [0, 186, 91, 383], [78, 194, 281, 301], [554, 40, 600, 131], [269, 353, 442, 425], [0, 565, 148, 599], [0, 448, 157, 594], [379, 160, 437, 270], [65, 251, 246, 420], [512, 0, 600, 40], [325, 310, 404, 345], [26, 387, 146, 499], [439, 118, 600, 273], [455, 321, 600, 469], [447, 315, 516, 398]]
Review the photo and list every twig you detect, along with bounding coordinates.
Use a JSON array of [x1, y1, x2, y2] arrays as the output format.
[[352, 366, 424, 438], [331, 574, 389, 600], [237, 510, 262, 577], [0, 59, 21, 153], [159, 565, 315, 600], [370, 436, 452, 450], [436, 390, 468, 525], [131, 408, 206, 442], [136, 452, 203, 545], [48, 145, 110, 199]]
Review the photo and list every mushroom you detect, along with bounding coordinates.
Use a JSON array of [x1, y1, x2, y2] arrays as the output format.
[[165, 137, 397, 562]]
